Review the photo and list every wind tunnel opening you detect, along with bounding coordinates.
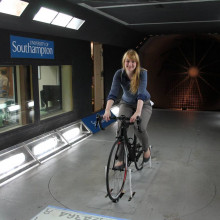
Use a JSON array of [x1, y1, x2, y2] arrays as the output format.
[[139, 34, 220, 111]]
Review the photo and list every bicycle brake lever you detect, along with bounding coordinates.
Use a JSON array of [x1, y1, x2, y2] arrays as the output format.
[[96, 114, 105, 130], [99, 119, 105, 130], [136, 116, 142, 133], [110, 116, 117, 120], [136, 116, 141, 124], [95, 114, 100, 128]]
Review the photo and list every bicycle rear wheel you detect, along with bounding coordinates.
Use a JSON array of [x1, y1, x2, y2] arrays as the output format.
[[134, 143, 144, 170], [106, 140, 127, 202]]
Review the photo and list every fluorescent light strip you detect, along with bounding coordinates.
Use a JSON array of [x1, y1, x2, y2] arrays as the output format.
[[32, 137, 58, 156], [0, 121, 91, 186], [0, 0, 29, 17], [51, 13, 73, 27], [0, 164, 39, 187], [62, 127, 81, 141], [66, 17, 85, 30], [33, 7, 58, 24], [33, 7, 85, 30], [0, 153, 26, 175]]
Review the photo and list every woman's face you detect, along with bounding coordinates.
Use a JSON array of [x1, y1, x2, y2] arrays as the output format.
[[124, 57, 137, 74]]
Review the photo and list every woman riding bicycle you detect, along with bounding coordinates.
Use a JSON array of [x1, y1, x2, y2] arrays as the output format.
[[103, 49, 152, 168]]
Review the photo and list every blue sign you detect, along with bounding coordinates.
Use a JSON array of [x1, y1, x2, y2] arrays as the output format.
[[82, 110, 116, 134], [31, 205, 128, 220], [10, 35, 54, 59]]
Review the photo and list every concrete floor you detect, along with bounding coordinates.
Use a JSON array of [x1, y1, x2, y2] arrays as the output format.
[[0, 109, 220, 220]]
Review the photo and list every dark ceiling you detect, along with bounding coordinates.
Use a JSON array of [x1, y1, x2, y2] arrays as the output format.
[[0, 0, 219, 47]]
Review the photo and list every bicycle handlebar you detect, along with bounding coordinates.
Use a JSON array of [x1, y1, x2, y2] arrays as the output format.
[[95, 114, 142, 132]]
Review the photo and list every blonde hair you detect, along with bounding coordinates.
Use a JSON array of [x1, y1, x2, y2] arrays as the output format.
[[122, 49, 141, 94]]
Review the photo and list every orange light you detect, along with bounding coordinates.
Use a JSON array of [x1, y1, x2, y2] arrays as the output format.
[[188, 66, 199, 78]]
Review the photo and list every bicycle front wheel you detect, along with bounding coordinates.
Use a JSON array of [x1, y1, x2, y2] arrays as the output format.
[[106, 140, 127, 202]]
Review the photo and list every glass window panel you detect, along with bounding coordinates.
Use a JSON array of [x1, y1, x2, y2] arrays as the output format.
[[0, 66, 34, 133], [39, 65, 72, 119]]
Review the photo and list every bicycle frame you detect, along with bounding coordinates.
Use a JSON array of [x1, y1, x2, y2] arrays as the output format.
[[116, 123, 137, 166], [97, 114, 140, 165]]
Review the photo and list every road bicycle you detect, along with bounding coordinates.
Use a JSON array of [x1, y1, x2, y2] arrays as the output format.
[[96, 114, 147, 202]]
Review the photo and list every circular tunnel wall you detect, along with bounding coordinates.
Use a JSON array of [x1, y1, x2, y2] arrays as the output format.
[[139, 34, 220, 111]]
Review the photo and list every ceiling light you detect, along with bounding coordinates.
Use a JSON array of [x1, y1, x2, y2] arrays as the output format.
[[51, 12, 73, 27], [33, 7, 85, 30], [33, 7, 58, 24], [66, 17, 85, 30], [0, 0, 29, 16]]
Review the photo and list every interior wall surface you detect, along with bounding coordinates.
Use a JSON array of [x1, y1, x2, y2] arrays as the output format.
[[103, 45, 127, 106], [0, 28, 92, 150], [139, 34, 220, 111]]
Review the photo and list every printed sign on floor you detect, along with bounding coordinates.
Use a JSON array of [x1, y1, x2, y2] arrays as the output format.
[[31, 205, 128, 220], [82, 110, 115, 134]]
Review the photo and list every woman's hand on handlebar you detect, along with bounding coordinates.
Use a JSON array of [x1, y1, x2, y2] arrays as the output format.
[[130, 111, 141, 123], [103, 109, 111, 122]]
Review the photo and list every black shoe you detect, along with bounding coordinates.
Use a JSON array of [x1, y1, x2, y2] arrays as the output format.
[[143, 156, 150, 163]]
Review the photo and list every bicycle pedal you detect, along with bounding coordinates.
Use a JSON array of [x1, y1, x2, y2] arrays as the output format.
[[128, 192, 136, 201]]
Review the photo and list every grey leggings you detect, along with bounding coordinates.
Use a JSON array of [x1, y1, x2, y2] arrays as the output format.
[[117, 100, 152, 160]]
